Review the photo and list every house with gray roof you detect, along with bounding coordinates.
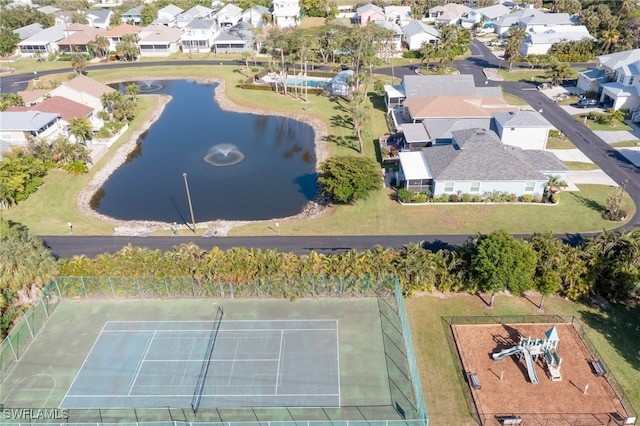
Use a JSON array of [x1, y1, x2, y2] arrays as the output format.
[[493, 110, 552, 150], [0, 111, 61, 159], [37, 5, 61, 14], [460, 4, 511, 29], [153, 4, 183, 26], [86, 9, 112, 29], [398, 128, 565, 197], [138, 25, 182, 56], [177, 5, 215, 28], [13, 23, 44, 41], [493, 8, 538, 34], [353, 3, 385, 26], [17, 24, 65, 57], [402, 20, 439, 51], [181, 19, 217, 52], [518, 12, 575, 32], [241, 5, 269, 27], [577, 49, 640, 111], [121, 6, 143, 25], [212, 21, 253, 54]]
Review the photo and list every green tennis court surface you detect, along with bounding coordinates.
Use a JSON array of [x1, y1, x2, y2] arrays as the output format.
[[62, 319, 339, 408], [1, 298, 419, 423]]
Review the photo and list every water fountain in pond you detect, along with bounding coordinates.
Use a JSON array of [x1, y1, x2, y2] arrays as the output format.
[[204, 143, 245, 166], [137, 80, 163, 93]]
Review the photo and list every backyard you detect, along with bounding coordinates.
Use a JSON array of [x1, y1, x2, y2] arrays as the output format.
[[1, 63, 635, 236]]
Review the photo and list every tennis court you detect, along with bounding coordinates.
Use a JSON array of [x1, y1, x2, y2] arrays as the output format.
[[61, 318, 339, 409], [1, 297, 421, 423]]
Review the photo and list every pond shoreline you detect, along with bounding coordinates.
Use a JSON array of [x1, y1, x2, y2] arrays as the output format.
[[79, 77, 330, 237]]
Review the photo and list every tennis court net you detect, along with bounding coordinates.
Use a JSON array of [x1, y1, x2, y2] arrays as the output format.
[[191, 306, 224, 414]]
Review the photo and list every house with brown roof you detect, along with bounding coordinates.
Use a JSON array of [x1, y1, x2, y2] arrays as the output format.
[[57, 23, 107, 54], [7, 96, 99, 140], [47, 74, 115, 112], [104, 24, 140, 51], [16, 89, 50, 106], [427, 3, 471, 25]]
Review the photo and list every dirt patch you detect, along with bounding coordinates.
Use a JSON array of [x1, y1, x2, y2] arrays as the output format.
[[452, 323, 629, 425]]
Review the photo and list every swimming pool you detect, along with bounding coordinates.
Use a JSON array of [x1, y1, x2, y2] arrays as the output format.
[[285, 77, 330, 88]]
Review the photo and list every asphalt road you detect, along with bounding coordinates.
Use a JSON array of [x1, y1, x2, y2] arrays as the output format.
[[3, 44, 638, 258]]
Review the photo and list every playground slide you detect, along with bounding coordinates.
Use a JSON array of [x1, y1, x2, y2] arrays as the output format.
[[523, 348, 539, 384], [492, 346, 522, 361]]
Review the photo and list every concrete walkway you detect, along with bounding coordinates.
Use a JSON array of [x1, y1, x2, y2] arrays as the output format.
[[547, 149, 593, 163]]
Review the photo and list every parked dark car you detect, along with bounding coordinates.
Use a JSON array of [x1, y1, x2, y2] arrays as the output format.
[[577, 98, 599, 108]]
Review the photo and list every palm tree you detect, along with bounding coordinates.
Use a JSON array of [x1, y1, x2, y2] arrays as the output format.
[[503, 26, 526, 71], [600, 29, 621, 53], [419, 41, 437, 68]]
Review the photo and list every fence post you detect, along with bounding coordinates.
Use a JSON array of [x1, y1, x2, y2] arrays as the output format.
[[54, 277, 62, 299], [81, 276, 88, 298], [41, 295, 48, 318], [6, 335, 18, 361], [25, 313, 34, 338], [109, 277, 116, 299], [137, 277, 142, 298], [165, 277, 170, 297], [191, 277, 196, 297]]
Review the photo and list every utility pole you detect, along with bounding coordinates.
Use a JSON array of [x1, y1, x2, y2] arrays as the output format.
[[182, 172, 196, 233]]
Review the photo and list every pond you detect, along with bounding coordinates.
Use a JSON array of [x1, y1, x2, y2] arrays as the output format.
[[92, 80, 317, 223]]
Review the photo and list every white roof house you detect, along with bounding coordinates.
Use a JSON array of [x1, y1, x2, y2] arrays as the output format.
[[520, 25, 593, 56], [460, 4, 511, 28], [427, 3, 471, 25], [17, 24, 66, 57], [138, 25, 183, 56], [177, 5, 215, 28], [402, 19, 439, 51], [153, 4, 183, 26], [241, 5, 269, 27], [272, 0, 301, 28], [577, 49, 640, 111], [493, 110, 553, 150], [384, 5, 412, 27], [0, 111, 61, 159], [215, 4, 242, 28]]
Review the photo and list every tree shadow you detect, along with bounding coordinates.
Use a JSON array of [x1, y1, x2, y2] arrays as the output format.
[[330, 113, 351, 129], [578, 303, 640, 372], [325, 134, 359, 152], [569, 192, 606, 213]]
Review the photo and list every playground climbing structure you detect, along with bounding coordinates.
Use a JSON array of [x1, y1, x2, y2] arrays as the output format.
[[492, 326, 563, 383]]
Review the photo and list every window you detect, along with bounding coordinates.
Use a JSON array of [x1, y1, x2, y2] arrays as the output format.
[[444, 182, 454, 192], [525, 181, 535, 192], [630, 77, 635, 86], [470, 181, 480, 192]]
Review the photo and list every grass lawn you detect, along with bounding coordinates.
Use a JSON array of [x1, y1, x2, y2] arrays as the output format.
[[3, 64, 636, 236], [577, 116, 634, 132], [502, 92, 528, 106], [610, 140, 640, 148], [546, 135, 576, 149], [563, 161, 600, 171], [406, 294, 640, 425]]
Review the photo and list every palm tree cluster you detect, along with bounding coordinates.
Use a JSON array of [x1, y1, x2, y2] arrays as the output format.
[[418, 25, 472, 72], [0, 136, 91, 209], [55, 229, 640, 305]]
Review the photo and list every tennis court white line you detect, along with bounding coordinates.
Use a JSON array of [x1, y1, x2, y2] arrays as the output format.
[[143, 358, 280, 362], [178, 334, 198, 387], [61, 322, 108, 404], [102, 328, 337, 333], [105, 320, 336, 323], [63, 392, 340, 398], [336, 319, 341, 406], [227, 338, 240, 386], [128, 330, 156, 396], [275, 329, 284, 395]]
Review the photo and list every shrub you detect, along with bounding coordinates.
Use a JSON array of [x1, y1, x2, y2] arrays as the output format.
[[520, 194, 533, 202], [413, 192, 428, 203], [461, 193, 472, 202], [398, 188, 414, 203], [472, 195, 484, 202], [449, 193, 460, 202], [549, 129, 560, 138], [403, 50, 421, 59], [533, 193, 543, 203]]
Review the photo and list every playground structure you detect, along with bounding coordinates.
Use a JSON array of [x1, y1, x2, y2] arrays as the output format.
[[492, 326, 563, 383]]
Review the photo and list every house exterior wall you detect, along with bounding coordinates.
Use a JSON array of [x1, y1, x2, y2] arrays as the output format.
[[139, 42, 179, 56], [405, 34, 436, 51], [496, 126, 548, 150], [576, 75, 597, 93], [432, 179, 546, 197], [357, 10, 386, 26]]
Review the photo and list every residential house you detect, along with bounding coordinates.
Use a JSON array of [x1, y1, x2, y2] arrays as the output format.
[[577, 49, 640, 110], [214, 4, 242, 28], [181, 19, 217, 53], [177, 5, 215, 28], [460, 4, 511, 29], [374, 21, 403, 57], [85, 9, 112, 29], [37, 5, 61, 14], [7, 96, 99, 137], [16, 89, 50, 106], [271, 0, 301, 28], [427, 3, 471, 26], [13, 23, 44, 42], [48, 74, 115, 112], [398, 128, 566, 197], [241, 5, 269, 27], [57, 23, 106, 54], [493, 8, 538, 34], [517, 11, 575, 33], [384, 5, 411, 27], [492, 110, 552, 150], [519, 25, 593, 56], [54, 11, 74, 27], [121, 6, 143, 25], [152, 4, 183, 27], [0, 111, 60, 159], [86, 0, 123, 8], [137, 25, 183, 57], [104, 24, 140, 52], [212, 21, 253, 54], [17, 24, 65, 57], [353, 4, 386, 26], [402, 19, 438, 51]]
